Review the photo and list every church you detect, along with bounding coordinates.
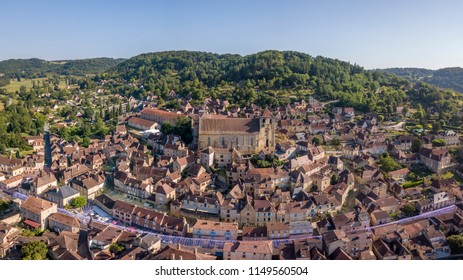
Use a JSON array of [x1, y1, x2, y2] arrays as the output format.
[[197, 109, 276, 155]]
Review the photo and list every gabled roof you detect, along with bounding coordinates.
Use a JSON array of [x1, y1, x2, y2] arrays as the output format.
[[329, 247, 352, 260], [46, 185, 79, 199], [223, 240, 273, 254], [49, 212, 80, 228], [262, 108, 273, 118], [156, 183, 175, 195], [21, 196, 56, 214], [199, 116, 260, 134], [149, 244, 216, 260]]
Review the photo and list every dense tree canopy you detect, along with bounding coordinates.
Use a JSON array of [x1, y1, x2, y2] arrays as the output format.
[[70, 196, 87, 208], [447, 235, 463, 255], [432, 139, 446, 147], [0, 103, 41, 153], [401, 203, 418, 218], [0, 58, 125, 78], [21, 241, 48, 260], [100, 51, 463, 126], [331, 138, 341, 146], [109, 242, 125, 254], [454, 147, 463, 164], [381, 67, 463, 93], [160, 117, 194, 144], [0, 199, 9, 212], [250, 154, 284, 168], [411, 138, 423, 153], [380, 153, 402, 173]]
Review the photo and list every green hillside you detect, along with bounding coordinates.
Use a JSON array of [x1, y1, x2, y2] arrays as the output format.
[[101, 50, 463, 125], [380, 67, 463, 93], [0, 57, 126, 78]]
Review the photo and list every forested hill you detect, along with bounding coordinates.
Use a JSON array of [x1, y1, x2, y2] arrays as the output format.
[[101, 50, 463, 125], [0, 57, 126, 78], [380, 67, 463, 93]]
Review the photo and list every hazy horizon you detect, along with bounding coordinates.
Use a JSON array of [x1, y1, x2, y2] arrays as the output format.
[[1, 0, 463, 70]]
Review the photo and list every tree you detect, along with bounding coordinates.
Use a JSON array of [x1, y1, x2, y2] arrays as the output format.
[[19, 85, 27, 95], [447, 235, 463, 255], [439, 119, 446, 128], [94, 115, 108, 137], [414, 104, 425, 121], [401, 203, 417, 218], [109, 242, 125, 254], [380, 154, 402, 173], [160, 117, 193, 144], [402, 106, 409, 117], [432, 138, 446, 147], [432, 121, 441, 134], [377, 115, 384, 123], [118, 103, 123, 115], [20, 228, 45, 237], [312, 136, 321, 146], [0, 199, 9, 211], [454, 147, 463, 164], [21, 241, 48, 260], [411, 138, 422, 153], [81, 136, 91, 148], [69, 196, 87, 208], [331, 138, 341, 146], [406, 172, 417, 181], [330, 174, 339, 185]]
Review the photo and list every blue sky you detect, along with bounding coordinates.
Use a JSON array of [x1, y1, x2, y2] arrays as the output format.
[[1, 0, 462, 69]]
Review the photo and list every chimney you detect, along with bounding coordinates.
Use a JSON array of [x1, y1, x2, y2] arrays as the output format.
[[177, 243, 181, 250], [171, 253, 175, 260], [194, 248, 198, 254], [179, 255, 183, 260]]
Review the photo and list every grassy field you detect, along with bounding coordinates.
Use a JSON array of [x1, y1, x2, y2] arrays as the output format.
[[0, 77, 77, 93], [403, 180, 424, 189], [0, 78, 47, 93], [442, 171, 455, 179]]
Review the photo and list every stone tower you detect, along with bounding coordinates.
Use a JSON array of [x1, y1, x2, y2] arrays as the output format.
[[44, 123, 52, 169], [259, 108, 276, 149]]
